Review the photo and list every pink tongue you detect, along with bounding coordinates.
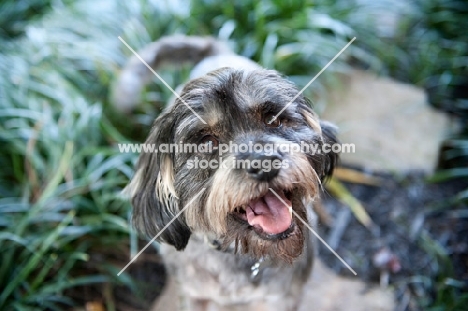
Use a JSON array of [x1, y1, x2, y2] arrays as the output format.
[[246, 191, 292, 235]]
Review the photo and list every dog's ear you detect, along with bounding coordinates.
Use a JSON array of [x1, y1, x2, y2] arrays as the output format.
[[298, 102, 339, 180], [319, 121, 339, 180], [125, 114, 191, 250], [298, 101, 322, 134]]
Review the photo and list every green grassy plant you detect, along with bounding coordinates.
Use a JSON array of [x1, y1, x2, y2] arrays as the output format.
[[1, 0, 466, 309]]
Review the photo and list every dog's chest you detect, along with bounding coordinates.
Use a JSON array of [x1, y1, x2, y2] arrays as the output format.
[[160, 235, 307, 304]]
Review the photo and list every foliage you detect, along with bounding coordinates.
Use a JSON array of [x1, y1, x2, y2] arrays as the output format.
[[0, 0, 136, 309]]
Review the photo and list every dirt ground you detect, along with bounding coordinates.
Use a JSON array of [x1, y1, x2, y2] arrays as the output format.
[[319, 169, 468, 311]]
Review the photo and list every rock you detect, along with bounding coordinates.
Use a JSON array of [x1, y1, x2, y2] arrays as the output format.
[[299, 260, 394, 311], [321, 70, 455, 172]]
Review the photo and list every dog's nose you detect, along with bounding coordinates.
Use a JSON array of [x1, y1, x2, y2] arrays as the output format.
[[246, 154, 281, 182]]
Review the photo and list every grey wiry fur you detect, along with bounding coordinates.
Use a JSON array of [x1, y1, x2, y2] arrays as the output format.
[[117, 35, 339, 310]]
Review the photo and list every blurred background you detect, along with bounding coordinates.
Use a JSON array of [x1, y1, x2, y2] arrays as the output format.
[[0, 0, 467, 310]]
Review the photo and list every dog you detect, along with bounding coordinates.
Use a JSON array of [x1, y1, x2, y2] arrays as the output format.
[[114, 35, 338, 311]]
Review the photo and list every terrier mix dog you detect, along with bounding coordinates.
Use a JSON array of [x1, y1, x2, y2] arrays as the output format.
[[114, 35, 338, 311]]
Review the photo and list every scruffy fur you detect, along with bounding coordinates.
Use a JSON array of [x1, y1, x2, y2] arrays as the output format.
[[115, 35, 338, 310]]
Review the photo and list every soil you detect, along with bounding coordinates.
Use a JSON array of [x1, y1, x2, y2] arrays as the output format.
[[319, 169, 468, 311]]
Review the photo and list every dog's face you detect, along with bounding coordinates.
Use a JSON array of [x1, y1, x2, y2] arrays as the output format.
[[127, 68, 338, 262]]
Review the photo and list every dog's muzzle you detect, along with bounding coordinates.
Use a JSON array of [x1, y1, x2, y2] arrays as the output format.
[[230, 150, 293, 237]]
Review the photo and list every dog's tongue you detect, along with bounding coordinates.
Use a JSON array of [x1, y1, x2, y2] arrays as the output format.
[[246, 191, 292, 235]]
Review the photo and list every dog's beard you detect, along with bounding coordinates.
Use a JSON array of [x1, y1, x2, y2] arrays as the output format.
[[180, 150, 320, 262], [223, 196, 308, 263]]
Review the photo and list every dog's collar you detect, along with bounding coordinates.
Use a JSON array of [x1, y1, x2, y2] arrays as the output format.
[[205, 237, 223, 251], [203, 235, 233, 253], [203, 235, 266, 283]]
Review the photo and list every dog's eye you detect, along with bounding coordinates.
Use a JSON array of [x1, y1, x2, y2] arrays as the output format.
[[264, 113, 282, 128], [199, 135, 219, 151]]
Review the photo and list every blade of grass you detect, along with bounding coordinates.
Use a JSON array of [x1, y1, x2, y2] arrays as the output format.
[[0, 211, 75, 308], [326, 177, 374, 228]]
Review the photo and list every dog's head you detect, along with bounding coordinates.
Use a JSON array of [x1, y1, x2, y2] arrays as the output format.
[[127, 68, 338, 262]]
